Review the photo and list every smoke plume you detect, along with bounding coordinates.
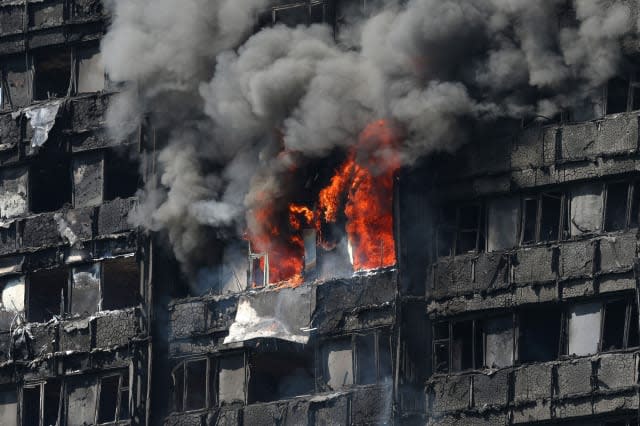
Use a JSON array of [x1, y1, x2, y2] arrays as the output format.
[[101, 0, 636, 285]]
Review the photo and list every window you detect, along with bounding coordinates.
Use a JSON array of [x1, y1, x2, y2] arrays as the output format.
[[262, 1, 328, 28], [0, 275, 25, 330], [101, 257, 140, 310], [604, 182, 631, 231], [30, 156, 71, 213], [520, 192, 565, 244], [436, 204, 484, 256], [0, 388, 17, 426], [104, 150, 140, 201], [487, 197, 519, 251], [322, 331, 392, 390], [606, 75, 630, 114], [27, 267, 67, 323], [22, 380, 61, 426], [72, 151, 104, 209], [566, 298, 639, 356], [66, 376, 97, 426], [248, 347, 314, 403], [171, 354, 245, 412], [70, 263, 100, 316], [570, 183, 604, 236], [33, 48, 71, 101], [432, 317, 512, 373], [76, 44, 105, 94], [519, 306, 562, 363], [97, 372, 129, 423]]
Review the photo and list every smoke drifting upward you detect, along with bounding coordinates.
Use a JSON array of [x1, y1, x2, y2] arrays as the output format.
[[101, 0, 636, 286]]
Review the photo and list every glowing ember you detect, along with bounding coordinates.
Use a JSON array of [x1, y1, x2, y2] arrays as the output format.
[[248, 119, 400, 286]]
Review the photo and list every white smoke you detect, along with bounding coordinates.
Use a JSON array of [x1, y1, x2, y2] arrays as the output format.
[[100, 0, 637, 280]]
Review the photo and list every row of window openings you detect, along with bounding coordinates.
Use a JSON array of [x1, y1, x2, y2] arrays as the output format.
[[0, 370, 129, 426], [257, 1, 328, 29], [0, 149, 140, 218], [1, 44, 105, 109], [433, 297, 639, 374], [0, 257, 140, 326], [171, 331, 391, 412], [437, 180, 640, 257]]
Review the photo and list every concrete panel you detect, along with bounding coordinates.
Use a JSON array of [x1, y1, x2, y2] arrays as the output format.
[[28, 0, 64, 28], [351, 385, 392, 425], [473, 369, 509, 408], [598, 234, 636, 273], [597, 114, 638, 154], [511, 126, 544, 169], [514, 363, 553, 402], [512, 247, 556, 284], [596, 352, 636, 390], [312, 394, 349, 426], [557, 359, 593, 396], [559, 122, 598, 160], [431, 375, 470, 413], [560, 240, 594, 279], [0, 6, 24, 35], [169, 301, 206, 339]]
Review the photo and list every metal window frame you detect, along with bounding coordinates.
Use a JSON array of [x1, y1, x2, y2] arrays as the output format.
[[94, 370, 128, 424]]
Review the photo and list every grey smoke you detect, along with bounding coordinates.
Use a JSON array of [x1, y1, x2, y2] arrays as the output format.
[[100, 0, 637, 281]]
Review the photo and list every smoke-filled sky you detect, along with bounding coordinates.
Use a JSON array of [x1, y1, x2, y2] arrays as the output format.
[[100, 0, 636, 284]]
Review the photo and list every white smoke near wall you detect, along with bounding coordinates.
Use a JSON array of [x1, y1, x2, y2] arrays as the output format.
[[101, 0, 636, 281]]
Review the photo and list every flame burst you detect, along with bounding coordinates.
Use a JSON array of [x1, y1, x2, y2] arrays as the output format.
[[249, 119, 400, 286]]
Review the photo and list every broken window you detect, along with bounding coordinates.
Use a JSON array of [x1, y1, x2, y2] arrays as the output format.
[[0, 167, 28, 219], [434, 317, 512, 372], [4, 55, 30, 108], [519, 305, 562, 363], [601, 298, 639, 352], [217, 354, 245, 406], [323, 338, 354, 390], [72, 151, 104, 208], [436, 204, 484, 256], [27, 267, 67, 323], [355, 331, 392, 385], [70, 263, 100, 316], [76, 44, 105, 93], [97, 371, 129, 423], [0, 388, 17, 426], [104, 150, 140, 201], [22, 380, 61, 426], [604, 182, 630, 232], [66, 376, 97, 426], [0, 275, 25, 329], [567, 302, 602, 356], [520, 192, 565, 244], [30, 156, 71, 213], [606, 75, 630, 115], [248, 346, 314, 403], [172, 358, 210, 412], [487, 196, 519, 251], [432, 322, 450, 374], [102, 257, 140, 310], [570, 183, 603, 236], [539, 192, 563, 241], [484, 316, 514, 368], [33, 48, 71, 100]]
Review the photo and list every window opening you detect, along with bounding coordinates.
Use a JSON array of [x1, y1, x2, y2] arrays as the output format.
[[28, 267, 67, 323], [102, 257, 140, 310], [604, 182, 630, 232], [519, 306, 562, 363], [33, 48, 71, 100]]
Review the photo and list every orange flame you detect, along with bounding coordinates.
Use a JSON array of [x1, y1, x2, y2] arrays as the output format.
[[248, 119, 400, 286]]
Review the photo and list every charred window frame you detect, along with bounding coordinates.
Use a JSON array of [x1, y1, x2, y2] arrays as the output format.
[[21, 380, 62, 426], [603, 180, 640, 232], [27, 267, 68, 323], [260, 1, 329, 28], [605, 69, 640, 115], [432, 315, 515, 374], [31, 47, 72, 101], [96, 371, 129, 424], [520, 191, 567, 245], [560, 296, 639, 357], [436, 203, 484, 257], [320, 329, 393, 390]]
